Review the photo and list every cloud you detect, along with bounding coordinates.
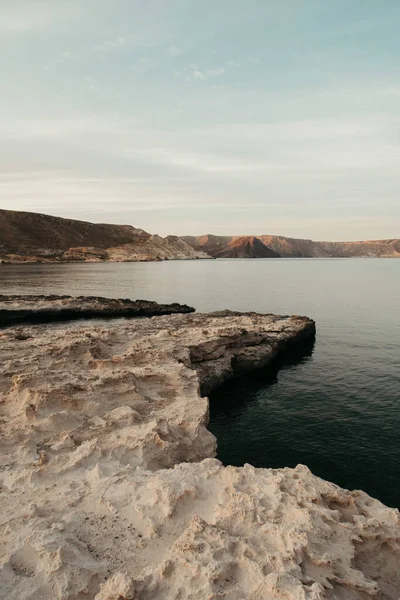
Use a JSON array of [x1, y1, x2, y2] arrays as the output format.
[[44, 51, 76, 70], [226, 57, 260, 68], [0, 1, 82, 33], [94, 37, 126, 52], [2, 113, 400, 176], [182, 58, 258, 82], [1, 168, 398, 239], [168, 46, 182, 57], [0, 171, 213, 222], [131, 58, 158, 76], [206, 67, 225, 77], [123, 146, 275, 174], [185, 67, 225, 81], [0, 115, 127, 141], [0, 1, 399, 240], [190, 71, 206, 81]]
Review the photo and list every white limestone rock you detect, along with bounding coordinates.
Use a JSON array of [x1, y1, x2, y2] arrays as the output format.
[[0, 311, 399, 599]]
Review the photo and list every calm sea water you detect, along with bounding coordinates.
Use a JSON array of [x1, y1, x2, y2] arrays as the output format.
[[1, 259, 399, 507]]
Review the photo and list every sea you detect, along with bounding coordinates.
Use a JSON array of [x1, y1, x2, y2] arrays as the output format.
[[1, 258, 399, 508]]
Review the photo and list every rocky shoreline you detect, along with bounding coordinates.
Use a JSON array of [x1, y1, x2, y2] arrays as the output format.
[[0, 209, 211, 264], [0, 295, 195, 328], [0, 303, 399, 599]]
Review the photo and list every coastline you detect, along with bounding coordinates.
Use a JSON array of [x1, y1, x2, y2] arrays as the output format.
[[0, 256, 213, 265], [0, 295, 195, 328], [1, 304, 399, 598], [1, 255, 399, 264]]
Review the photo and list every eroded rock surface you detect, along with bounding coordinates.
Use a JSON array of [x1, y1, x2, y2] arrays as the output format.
[[0, 311, 399, 599], [0, 295, 195, 328]]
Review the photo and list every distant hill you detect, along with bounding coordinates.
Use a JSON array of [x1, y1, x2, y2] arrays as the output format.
[[213, 236, 280, 258], [2, 209, 398, 263], [184, 234, 400, 258], [0, 210, 210, 263]]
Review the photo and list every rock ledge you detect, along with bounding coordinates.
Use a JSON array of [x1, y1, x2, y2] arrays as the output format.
[[0, 309, 399, 599], [0, 295, 194, 328]]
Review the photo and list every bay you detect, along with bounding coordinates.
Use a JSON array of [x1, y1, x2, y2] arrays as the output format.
[[1, 258, 399, 507]]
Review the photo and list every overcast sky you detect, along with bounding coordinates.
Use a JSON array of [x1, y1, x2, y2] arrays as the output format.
[[1, 0, 400, 240]]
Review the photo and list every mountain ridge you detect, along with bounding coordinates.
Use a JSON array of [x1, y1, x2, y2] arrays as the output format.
[[184, 234, 400, 258], [213, 236, 280, 258], [0, 209, 210, 263], [1, 209, 399, 262]]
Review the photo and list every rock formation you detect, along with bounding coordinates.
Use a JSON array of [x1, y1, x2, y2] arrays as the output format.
[[213, 236, 279, 259], [0, 295, 195, 328], [0, 306, 399, 599], [184, 234, 400, 258], [3, 209, 398, 262], [0, 210, 210, 263]]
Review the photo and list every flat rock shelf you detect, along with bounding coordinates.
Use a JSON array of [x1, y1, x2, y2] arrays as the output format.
[[0, 294, 195, 328], [0, 306, 399, 600]]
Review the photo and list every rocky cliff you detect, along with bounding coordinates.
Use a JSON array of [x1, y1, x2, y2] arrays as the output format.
[[213, 236, 280, 259], [184, 234, 400, 258], [0, 210, 210, 263], [0, 305, 399, 599]]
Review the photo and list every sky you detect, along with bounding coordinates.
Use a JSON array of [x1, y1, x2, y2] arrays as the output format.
[[1, 0, 400, 240]]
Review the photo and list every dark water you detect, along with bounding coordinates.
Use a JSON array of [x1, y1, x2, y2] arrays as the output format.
[[1, 259, 399, 507]]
